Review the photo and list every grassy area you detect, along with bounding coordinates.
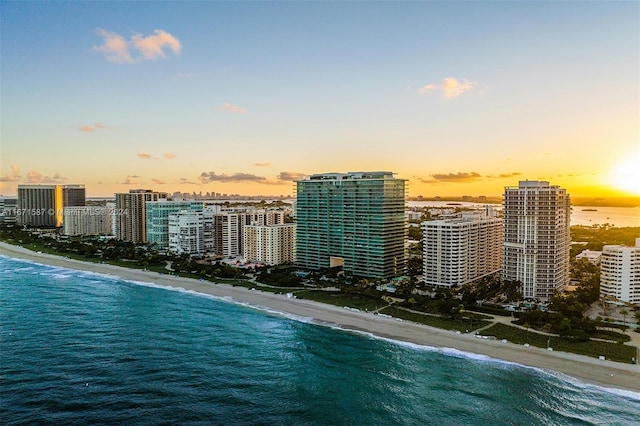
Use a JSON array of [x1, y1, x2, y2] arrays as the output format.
[[482, 323, 638, 364], [592, 329, 631, 342], [380, 306, 491, 332], [295, 290, 385, 311]]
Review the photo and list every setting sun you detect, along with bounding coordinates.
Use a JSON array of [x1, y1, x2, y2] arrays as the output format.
[[608, 150, 640, 196]]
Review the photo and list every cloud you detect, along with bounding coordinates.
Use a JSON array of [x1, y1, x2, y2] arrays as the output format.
[[94, 28, 181, 63], [163, 153, 176, 159], [417, 77, 477, 98], [152, 178, 166, 185], [121, 176, 139, 185], [137, 152, 154, 159], [79, 123, 107, 132], [25, 170, 67, 184], [220, 102, 247, 114], [253, 162, 271, 167], [416, 171, 525, 184], [277, 171, 307, 181], [497, 172, 522, 179], [0, 164, 20, 182], [416, 172, 483, 184], [179, 178, 199, 185], [199, 171, 266, 183], [132, 29, 181, 60]]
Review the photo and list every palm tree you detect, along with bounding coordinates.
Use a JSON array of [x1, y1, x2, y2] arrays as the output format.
[[620, 309, 629, 328]]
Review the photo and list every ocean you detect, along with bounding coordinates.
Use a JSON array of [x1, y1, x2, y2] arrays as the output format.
[[1, 256, 639, 425], [407, 202, 640, 228]]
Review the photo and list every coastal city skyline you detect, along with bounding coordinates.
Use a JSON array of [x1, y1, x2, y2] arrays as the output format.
[[1, 1, 639, 198]]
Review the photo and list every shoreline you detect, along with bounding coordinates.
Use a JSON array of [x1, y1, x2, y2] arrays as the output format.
[[1, 242, 639, 393]]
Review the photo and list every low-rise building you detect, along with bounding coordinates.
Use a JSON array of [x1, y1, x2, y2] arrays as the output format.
[[600, 238, 640, 304], [576, 249, 602, 265]]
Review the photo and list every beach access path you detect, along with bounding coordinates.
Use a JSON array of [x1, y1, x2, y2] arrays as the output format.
[[1, 242, 639, 392]]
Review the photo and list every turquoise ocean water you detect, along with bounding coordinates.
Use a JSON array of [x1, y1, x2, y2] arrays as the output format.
[[1, 255, 639, 425]]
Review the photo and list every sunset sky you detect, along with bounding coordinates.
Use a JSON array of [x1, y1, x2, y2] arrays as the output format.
[[1, 1, 638, 198]]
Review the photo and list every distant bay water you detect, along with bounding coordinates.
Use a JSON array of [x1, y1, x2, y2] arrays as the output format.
[[1, 256, 639, 425], [408, 201, 640, 228]]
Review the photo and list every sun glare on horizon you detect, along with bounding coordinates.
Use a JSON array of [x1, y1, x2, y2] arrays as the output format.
[[607, 150, 640, 196]]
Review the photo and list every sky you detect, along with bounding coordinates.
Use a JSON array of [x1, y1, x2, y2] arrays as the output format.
[[1, 1, 638, 198]]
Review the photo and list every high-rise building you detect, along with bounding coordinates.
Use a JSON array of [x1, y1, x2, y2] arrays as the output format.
[[423, 208, 503, 288], [63, 206, 112, 236], [62, 184, 86, 207], [295, 171, 406, 279], [0, 198, 18, 225], [115, 189, 168, 243], [243, 223, 296, 265], [212, 208, 287, 257], [168, 207, 218, 255], [146, 200, 204, 249], [17, 185, 64, 227], [503, 180, 571, 301], [16, 184, 85, 228], [600, 238, 640, 304]]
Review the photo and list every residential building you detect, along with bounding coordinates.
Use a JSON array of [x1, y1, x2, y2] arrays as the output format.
[[168, 210, 210, 255], [600, 238, 640, 304], [0, 198, 18, 225], [423, 208, 502, 288], [503, 180, 571, 301], [243, 223, 296, 265], [115, 189, 168, 243], [575, 249, 602, 265], [17, 185, 64, 227], [63, 206, 112, 236], [16, 184, 85, 227], [213, 209, 286, 257], [295, 171, 406, 279], [146, 200, 204, 249], [62, 184, 86, 208]]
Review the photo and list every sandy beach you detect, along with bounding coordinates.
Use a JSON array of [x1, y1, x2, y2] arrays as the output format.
[[2, 242, 639, 392]]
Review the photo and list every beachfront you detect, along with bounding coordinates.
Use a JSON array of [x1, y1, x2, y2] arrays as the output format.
[[1, 241, 639, 392]]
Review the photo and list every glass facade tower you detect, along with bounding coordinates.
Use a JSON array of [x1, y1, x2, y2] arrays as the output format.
[[296, 171, 406, 279]]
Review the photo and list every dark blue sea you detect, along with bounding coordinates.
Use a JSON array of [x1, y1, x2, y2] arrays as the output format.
[[1, 256, 639, 425]]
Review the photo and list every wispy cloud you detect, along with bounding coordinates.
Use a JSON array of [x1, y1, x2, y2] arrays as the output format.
[[26, 170, 67, 184], [417, 77, 477, 98], [199, 171, 266, 183], [152, 178, 166, 185], [79, 123, 107, 132], [0, 165, 20, 182], [137, 152, 175, 160], [253, 162, 271, 167], [179, 178, 199, 185], [121, 175, 140, 185], [277, 171, 307, 181], [416, 171, 524, 184], [94, 28, 181, 64], [496, 172, 522, 179], [220, 102, 247, 114]]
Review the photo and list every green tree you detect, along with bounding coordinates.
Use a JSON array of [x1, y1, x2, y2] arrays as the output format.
[[620, 309, 629, 327]]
